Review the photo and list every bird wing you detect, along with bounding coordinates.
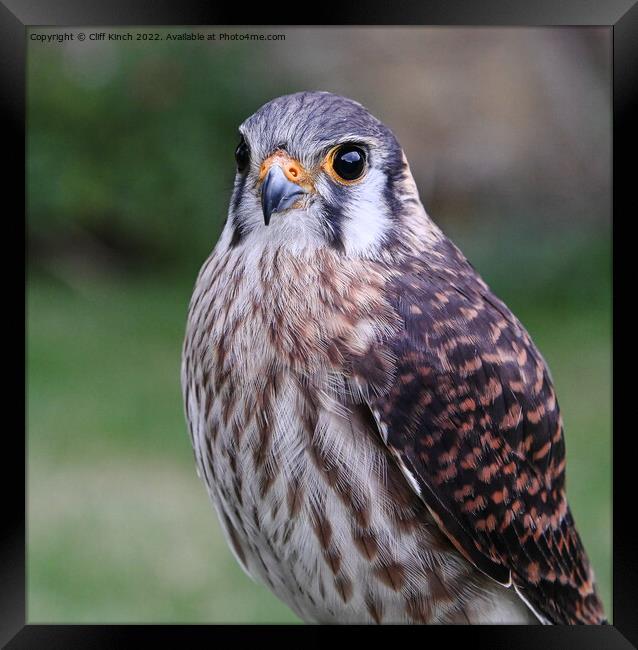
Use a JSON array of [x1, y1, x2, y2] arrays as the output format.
[[361, 240, 605, 624]]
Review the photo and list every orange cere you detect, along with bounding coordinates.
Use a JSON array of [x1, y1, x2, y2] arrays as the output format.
[[259, 151, 316, 193]]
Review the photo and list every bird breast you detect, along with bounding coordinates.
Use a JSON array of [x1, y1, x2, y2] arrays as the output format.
[[181, 239, 533, 624]]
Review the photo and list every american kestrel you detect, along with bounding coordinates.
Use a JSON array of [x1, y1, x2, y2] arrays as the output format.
[[181, 91, 606, 624]]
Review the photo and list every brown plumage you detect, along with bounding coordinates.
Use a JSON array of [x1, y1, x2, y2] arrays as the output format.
[[181, 91, 605, 624]]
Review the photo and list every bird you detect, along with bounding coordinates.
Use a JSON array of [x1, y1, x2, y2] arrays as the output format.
[[181, 91, 606, 624]]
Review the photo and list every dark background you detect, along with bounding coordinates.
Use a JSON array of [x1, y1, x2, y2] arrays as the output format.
[[26, 26, 611, 623]]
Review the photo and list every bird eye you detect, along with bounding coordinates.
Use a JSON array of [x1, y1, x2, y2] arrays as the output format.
[[235, 137, 250, 172], [331, 145, 366, 182]]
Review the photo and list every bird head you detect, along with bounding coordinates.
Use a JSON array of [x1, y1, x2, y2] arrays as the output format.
[[225, 91, 430, 257]]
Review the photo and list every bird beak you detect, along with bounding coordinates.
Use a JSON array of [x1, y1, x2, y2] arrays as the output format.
[[259, 153, 310, 226]]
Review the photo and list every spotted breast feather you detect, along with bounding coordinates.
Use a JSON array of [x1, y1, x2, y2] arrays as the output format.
[[362, 239, 606, 625]]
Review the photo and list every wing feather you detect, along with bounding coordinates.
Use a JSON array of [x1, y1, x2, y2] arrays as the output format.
[[363, 239, 605, 624]]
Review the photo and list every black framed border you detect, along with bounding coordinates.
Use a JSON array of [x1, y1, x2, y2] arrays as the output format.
[[4, 1, 635, 647]]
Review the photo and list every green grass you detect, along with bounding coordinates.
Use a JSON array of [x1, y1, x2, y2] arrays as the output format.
[[28, 455, 300, 623], [27, 244, 611, 623]]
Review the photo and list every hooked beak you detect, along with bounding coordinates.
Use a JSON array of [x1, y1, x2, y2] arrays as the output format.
[[260, 164, 307, 226]]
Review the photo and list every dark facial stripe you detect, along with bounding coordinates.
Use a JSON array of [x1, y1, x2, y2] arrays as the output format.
[[382, 140, 406, 219], [322, 185, 349, 253], [231, 173, 247, 213], [229, 173, 248, 247]]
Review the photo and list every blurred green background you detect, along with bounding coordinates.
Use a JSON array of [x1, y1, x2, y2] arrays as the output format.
[[27, 27, 611, 623]]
